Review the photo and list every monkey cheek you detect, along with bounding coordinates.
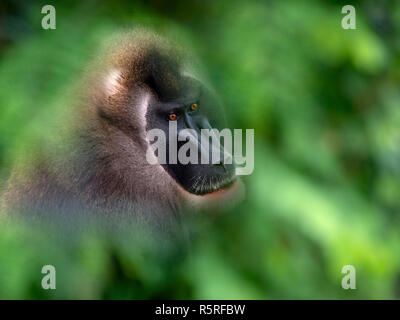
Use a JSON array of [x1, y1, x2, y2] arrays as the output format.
[[179, 178, 245, 212]]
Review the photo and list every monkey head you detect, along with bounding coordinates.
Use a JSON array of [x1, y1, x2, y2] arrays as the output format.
[[94, 30, 244, 211]]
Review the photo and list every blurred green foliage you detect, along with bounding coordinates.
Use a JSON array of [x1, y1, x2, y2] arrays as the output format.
[[1, 0, 400, 299]]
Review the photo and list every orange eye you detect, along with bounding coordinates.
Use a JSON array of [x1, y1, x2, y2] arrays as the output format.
[[190, 103, 198, 111], [169, 113, 177, 121]]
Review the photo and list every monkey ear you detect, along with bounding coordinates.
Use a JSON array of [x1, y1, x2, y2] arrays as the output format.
[[104, 68, 124, 97]]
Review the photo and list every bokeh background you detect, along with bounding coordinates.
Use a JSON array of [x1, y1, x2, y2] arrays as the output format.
[[1, 0, 400, 299]]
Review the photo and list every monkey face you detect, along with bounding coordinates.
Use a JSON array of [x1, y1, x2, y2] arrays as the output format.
[[145, 77, 237, 196]]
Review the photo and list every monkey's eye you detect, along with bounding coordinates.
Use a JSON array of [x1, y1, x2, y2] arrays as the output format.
[[168, 113, 177, 121], [190, 103, 198, 112]]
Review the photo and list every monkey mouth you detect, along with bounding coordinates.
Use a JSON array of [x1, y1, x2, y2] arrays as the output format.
[[181, 178, 245, 210], [188, 174, 237, 196]]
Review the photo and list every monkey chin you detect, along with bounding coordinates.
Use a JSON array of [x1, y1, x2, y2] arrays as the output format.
[[180, 178, 245, 212]]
